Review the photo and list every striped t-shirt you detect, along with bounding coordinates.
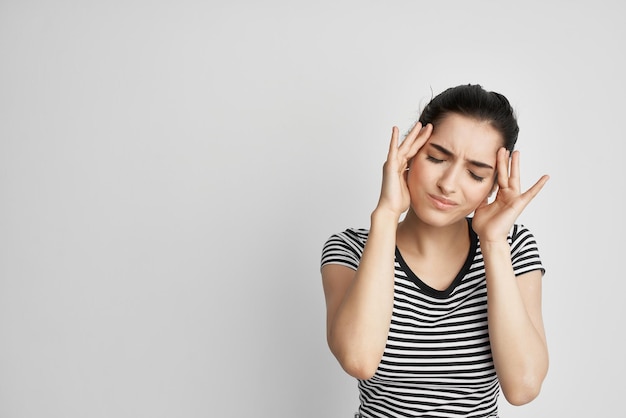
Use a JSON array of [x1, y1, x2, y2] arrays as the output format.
[[320, 219, 544, 418]]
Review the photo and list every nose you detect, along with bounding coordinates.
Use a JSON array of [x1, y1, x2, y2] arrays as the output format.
[[436, 164, 461, 195]]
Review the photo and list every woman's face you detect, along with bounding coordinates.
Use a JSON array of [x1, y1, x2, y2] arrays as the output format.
[[408, 113, 503, 226]]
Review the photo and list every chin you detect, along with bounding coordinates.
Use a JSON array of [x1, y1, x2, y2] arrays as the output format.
[[413, 206, 468, 227]]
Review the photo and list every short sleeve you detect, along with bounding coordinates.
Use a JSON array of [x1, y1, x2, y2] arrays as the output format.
[[320, 228, 368, 271], [509, 224, 545, 277]]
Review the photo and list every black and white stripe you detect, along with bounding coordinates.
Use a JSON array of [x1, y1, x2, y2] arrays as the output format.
[[321, 219, 544, 418]]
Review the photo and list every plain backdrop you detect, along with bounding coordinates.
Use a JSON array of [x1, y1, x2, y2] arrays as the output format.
[[1, 1, 624, 417]]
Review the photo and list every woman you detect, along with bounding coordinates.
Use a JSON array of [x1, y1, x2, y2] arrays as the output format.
[[320, 84, 549, 417]]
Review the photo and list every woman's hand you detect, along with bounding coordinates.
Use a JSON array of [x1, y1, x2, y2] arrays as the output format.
[[375, 122, 433, 218], [472, 148, 549, 242]]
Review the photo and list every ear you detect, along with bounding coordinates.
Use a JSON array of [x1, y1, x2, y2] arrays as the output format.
[[404, 158, 413, 183]]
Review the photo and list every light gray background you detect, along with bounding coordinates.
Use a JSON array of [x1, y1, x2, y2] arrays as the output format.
[[1, 1, 624, 417]]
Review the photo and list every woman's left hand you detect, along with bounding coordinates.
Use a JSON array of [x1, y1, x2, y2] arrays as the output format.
[[472, 148, 549, 243]]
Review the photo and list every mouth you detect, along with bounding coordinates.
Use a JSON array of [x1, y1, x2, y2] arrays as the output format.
[[428, 194, 458, 210]]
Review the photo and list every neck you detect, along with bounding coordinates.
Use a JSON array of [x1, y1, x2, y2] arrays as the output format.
[[396, 210, 469, 257]]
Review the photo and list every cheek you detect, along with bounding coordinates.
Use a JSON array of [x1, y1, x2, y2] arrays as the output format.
[[467, 183, 494, 203], [410, 152, 433, 173], [408, 159, 432, 183]]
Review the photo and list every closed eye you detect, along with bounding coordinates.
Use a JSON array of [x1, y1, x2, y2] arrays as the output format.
[[427, 155, 444, 163], [428, 148, 488, 182], [468, 170, 485, 182]]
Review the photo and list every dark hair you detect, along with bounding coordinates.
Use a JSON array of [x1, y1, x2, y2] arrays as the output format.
[[418, 84, 519, 152]]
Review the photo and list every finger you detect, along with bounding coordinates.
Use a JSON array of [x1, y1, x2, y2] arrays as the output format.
[[405, 123, 433, 158], [387, 126, 399, 158], [496, 148, 510, 189], [508, 150, 521, 191], [521, 174, 550, 203], [397, 121, 423, 153]]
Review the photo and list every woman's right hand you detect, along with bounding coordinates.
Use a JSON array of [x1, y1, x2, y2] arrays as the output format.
[[375, 122, 433, 217]]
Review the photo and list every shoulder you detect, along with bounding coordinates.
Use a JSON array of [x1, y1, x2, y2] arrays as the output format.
[[507, 223, 545, 276], [320, 228, 370, 270], [322, 227, 370, 255], [468, 218, 545, 274], [507, 223, 540, 249], [326, 228, 370, 246]]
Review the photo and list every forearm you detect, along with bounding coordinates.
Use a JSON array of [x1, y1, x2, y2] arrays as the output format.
[[482, 241, 549, 405], [328, 209, 398, 378]]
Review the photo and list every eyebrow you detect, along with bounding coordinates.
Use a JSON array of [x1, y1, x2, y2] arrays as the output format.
[[429, 143, 494, 170]]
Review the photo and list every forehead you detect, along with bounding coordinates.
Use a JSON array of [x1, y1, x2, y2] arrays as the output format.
[[427, 113, 503, 156]]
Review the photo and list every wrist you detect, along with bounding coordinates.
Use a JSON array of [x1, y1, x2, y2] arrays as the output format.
[[371, 207, 402, 226], [370, 206, 402, 224], [479, 238, 510, 254]]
